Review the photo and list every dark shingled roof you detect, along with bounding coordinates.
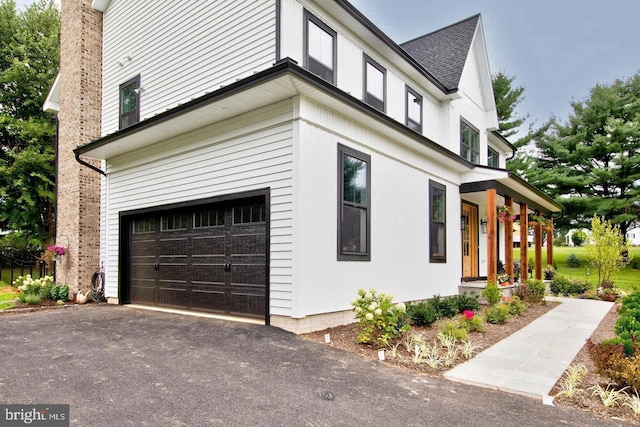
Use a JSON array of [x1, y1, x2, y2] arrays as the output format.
[[400, 14, 480, 92]]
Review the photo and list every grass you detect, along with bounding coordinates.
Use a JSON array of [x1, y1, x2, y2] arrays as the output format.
[[513, 246, 640, 292], [0, 281, 17, 310]]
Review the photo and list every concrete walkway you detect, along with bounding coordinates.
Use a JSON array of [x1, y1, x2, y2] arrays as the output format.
[[445, 297, 614, 402]]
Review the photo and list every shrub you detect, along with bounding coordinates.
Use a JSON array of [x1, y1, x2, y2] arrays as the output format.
[[566, 253, 582, 268], [485, 304, 510, 324], [459, 310, 485, 332], [525, 279, 546, 303], [550, 276, 588, 296], [450, 292, 481, 312], [571, 230, 587, 247], [438, 320, 468, 342], [482, 281, 502, 306], [352, 288, 410, 347], [501, 295, 527, 315], [431, 295, 459, 319], [39, 283, 54, 300], [544, 265, 556, 280], [406, 301, 439, 327], [587, 339, 640, 391], [50, 284, 69, 302], [23, 293, 42, 305]]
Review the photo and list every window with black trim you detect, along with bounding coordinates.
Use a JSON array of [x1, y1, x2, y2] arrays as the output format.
[[161, 214, 187, 231], [338, 144, 370, 261], [460, 119, 479, 164], [194, 208, 225, 228], [363, 54, 385, 112], [406, 85, 422, 132], [429, 180, 446, 263], [233, 204, 266, 225], [488, 147, 500, 168], [133, 218, 156, 234], [119, 74, 140, 129], [304, 10, 336, 84]]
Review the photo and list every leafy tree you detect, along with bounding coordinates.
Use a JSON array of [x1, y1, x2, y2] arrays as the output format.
[[491, 71, 528, 139], [571, 229, 587, 247], [587, 216, 631, 286], [521, 73, 640, 235], [0, 0, 59, 245]]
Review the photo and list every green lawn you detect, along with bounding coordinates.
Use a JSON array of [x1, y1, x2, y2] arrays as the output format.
[[514, 246, 640, 293], [0, 281, 17, 310]]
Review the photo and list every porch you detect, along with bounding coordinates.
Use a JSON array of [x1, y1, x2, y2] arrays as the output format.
[[459, 166, 563, 286]]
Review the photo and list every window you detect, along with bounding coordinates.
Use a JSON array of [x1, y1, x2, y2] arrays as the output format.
[[338, 144, 370, 261], [406, 86, 422, 132], [429, 180, 446, 263], [119, 74, 140, 129], [233, 204, 266, 225], [460, 120, 479, 164], [363, 54, 385, 112], [488, 147, 500, 168], [194, 208, 225, 228], [304, 11, 336, 84], [133, 218, 155, 234], [161, 214, 187, 231]]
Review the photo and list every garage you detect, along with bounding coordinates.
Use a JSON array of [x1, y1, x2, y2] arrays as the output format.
[[121, 193, 269, 320]]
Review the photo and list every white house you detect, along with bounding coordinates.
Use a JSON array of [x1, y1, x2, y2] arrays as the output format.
[[48, 0, 561, 333], [626, 228, 640, 246]]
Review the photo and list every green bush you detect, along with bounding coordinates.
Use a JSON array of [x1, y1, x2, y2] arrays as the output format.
[[352, 288, 410, 347], [431, 295, 459, 319], [50, 284, 69, 302], [438, 320, 468, 342], [502, 295, 527, 315], [566, 253, 582, 268], [485, 304, 510, 324], [482, 281, 502, 306], [39, 283, 53, 300], [525, 279, 546, 303], [451, 292, 481, 312], [550, 276, 589, 296], [460, 310, 485, 332], [23, 293, 42, 305], [406, 301, 439, 327]]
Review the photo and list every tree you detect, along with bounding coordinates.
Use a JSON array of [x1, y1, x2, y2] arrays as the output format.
[[587, 216, 631, 286], [491, 71, 529, 139], [571, 229, 587, 247], [521, 73, 640, 235], [0, 0, 59, 247]]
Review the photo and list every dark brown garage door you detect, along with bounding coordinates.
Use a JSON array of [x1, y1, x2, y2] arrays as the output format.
[[128, 200, 267, 318]]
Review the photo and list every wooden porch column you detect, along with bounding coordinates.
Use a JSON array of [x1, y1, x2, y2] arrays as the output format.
[[504, 196, 514, 281], [487, 189, 497, 283], [519, 204, 528, 281], [546, 215, 554, 267], [534, 210, 543, 279]]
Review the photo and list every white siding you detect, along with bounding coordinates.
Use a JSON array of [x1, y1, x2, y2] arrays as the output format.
[[104, 101, 295, 315], [294, 98, 461, 317], [101, 0, 276, 135]]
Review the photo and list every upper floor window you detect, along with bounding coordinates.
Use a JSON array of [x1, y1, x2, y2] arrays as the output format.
[[338, 144, 371, 261], [363, 54, 385, 112], [429, 180, 446, 263], [488, 147, 500, 168], [119, 74, 140, 129], [406, 86, 422, 132], [304, 11, 336, 84], [460, 120, 479, 164]]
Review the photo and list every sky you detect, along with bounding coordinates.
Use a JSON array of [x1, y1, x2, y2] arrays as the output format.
[[14, 0, 640, 132], [350, 0, 640, 131]]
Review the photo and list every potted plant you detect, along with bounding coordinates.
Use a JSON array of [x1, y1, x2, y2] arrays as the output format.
[[497, 205, 516, 223], [497, 273, 511, 287], [544, 265, 556, 280]]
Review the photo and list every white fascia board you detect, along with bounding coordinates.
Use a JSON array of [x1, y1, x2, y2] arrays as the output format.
[[43, 73, 60, 114]]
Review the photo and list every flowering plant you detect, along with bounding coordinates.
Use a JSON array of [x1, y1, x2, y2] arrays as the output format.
[[47, 245, 67, 256], [497, 273, 511, 284], [463, 310, 475, 320], [352, 288, 410, 347], [497, 205, 516, 223]]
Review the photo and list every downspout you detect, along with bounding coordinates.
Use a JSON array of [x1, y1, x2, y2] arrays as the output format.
[[74, 151, 106, 176]]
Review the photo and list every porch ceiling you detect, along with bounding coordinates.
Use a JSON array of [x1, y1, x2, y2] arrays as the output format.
[[460, 167, 562, 215]]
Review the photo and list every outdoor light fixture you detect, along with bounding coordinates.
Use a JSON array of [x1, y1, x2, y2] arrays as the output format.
[[480, 219, 488, 234], [460, 215, 467, 231]]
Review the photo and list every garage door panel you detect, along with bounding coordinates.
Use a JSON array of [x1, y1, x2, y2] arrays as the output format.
[[192, 236, 225, 256], [130, 282, 156, 305], [228, 284, 265, 317], [230, 233, 266, 255], [158, 285, 188, 308], [159, 238, 188, 256], [190, 286, 225, 311], [131, 239, 155, 257], [192, 263, 225, 282]]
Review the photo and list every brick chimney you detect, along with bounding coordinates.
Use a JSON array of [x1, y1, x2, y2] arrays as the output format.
[[56, 0, 102, 292]]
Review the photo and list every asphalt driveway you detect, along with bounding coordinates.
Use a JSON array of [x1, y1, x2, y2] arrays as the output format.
[[0, 305, 630, 426]]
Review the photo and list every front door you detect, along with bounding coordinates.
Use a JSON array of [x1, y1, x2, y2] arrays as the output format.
[[461, 202, 478, 278]]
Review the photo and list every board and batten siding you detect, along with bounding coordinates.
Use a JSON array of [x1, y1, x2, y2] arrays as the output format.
[[294, 98, 461, 317], [103, 102, 295, 316], [101, 0, 277, 136]]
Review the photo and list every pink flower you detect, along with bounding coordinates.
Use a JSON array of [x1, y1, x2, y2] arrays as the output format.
[[463, 310, 475, 320]]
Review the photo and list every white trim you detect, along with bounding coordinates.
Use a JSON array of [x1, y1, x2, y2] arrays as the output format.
[[43, 74, 60, 114]]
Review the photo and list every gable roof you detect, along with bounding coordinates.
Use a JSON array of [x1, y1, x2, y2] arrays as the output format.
[[400, 14, 480, 92]]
